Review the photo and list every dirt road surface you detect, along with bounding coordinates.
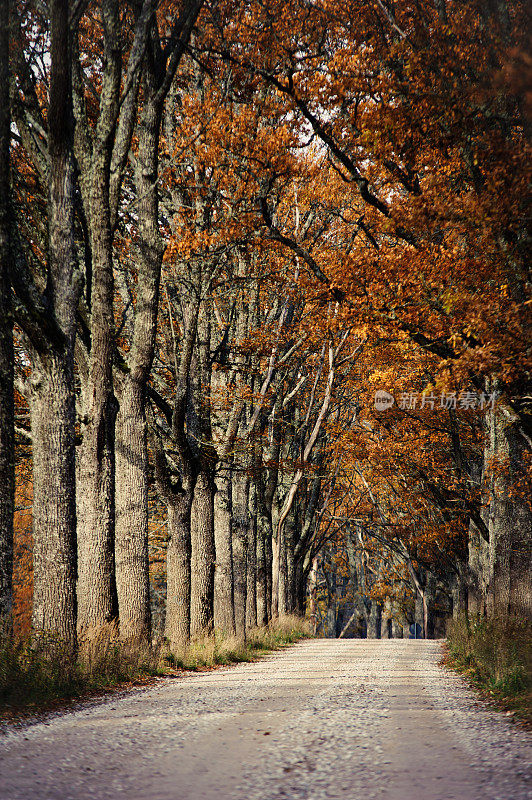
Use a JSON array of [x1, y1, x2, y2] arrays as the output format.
[[0, 639, 530, 800]]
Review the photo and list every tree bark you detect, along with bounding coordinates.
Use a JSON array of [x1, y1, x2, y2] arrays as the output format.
[[0, 0, 13, 633], [31, 0, 78, 644], [115, 75, 164, 642], [76, 393, 117, 633], [187, 295, 216, 636], [308, 556, 318, 634], [486, 404, 532, 617], [75, 0, 122, 635], [190, 469, 215, 637], [367, 601, 382, 639], [271, 529, 279, 619], [213, 463, 235, 635], [246, 481, 257, 630], [31, 355, 77, 642], [114, 0, 206, 641], [255, 478, 269, 627], [285, 504, 297, 613], [165, 494, 192, 648], [115, 380, 151, 641], [232, 467, 249, 637], [278, 522, 289, 616]]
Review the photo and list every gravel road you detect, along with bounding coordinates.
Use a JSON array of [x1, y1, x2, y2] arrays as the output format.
[[0, 639, 530, 800]]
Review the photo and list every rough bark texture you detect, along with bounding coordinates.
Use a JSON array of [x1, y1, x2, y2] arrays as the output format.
[[213, 464, 235, 634], [31, 0, 78, 643], [367, 601, 382, 639], [467, 403, 532, 619], [31, 356, 77, 641], [308, 557, 318, 634], [232, 468, 249, 637], [190, 470, 215, 637], [271, 531, 279, 619], [487, 408, 532, 617], [0, 0, 13, 632], [284, 507, 297, 613], [278, 526, 289, 616], [115, 78, 163, 642], [165, 495, 192, 647], [186, 291, 216, 636], [76, 394, 117, 633], [115, 381, 151, 641], [246, 482, 257, 630], [264, 505, 273, 620], [75, 0, 121, 635], [152, 287, 198, 647], [468, 517, 489, 615], [452, 572, 468, 619], [294, 561, 307, 616], [255, 480, 269, 627]]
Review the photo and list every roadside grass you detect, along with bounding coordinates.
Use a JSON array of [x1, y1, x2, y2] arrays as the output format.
[[0, 615, 311, 716], [163, 614, 312, 671], [0, 622, 159, 714], [445, 614, 532, 724]]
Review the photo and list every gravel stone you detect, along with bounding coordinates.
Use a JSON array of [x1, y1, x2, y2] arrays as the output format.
[[0, 640, 530, 800]]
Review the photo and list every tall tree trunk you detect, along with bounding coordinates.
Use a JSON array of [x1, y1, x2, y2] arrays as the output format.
[[271, 530, 279, 619], [246, 482, 257, 630], [308, 557, 318, 635], [232, 468, 249, 637], [150, 403, 195, 650], [115, 42, 171, 640], [293, 560, 307, 617], [285, 505, 297, 613], [255, 476, 268, 627], [190, 469, 215, 637], [76, 393, 117, 633], [265, 510, 273, 620], [75, 0, 120, 635], [468, 517, 489, 615], [115, 380, 152, 641], [188, 295, 216, 636], [0, 0, 13, 633], [31, 355, 77, 642], [486, 404, 532, 617], [165, 493, 192, 649], [74, 0, 166, 637], [278, 526, 289, 616], [367, 601, 382, 639], [31, 0, 78, 644], [213, 463, 235, 635], [452, 566, 469, 619]]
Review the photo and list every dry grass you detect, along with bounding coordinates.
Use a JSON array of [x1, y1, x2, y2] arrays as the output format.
[[0, 616, 312, 713], [161, 615, 312, 671], [446, 614, 532, 724], [0, 623, 159, 713]]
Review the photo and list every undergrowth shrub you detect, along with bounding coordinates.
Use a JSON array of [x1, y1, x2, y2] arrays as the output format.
[[163, 614, 311, 671], [447, 614, 532, 720], [0, 623, 159, 711], [0, 615, 311, 711]]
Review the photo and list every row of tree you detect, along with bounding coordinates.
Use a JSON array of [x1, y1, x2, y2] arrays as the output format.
[[1, 0, 530, 648]]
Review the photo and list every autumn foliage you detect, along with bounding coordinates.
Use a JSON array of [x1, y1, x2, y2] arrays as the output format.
[[1, 0, 530, 664]]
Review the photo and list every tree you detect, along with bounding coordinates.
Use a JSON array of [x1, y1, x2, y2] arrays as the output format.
[[114, 0, 205, 643], [12, 0, 80, 643], [0, 0, 13, 633], [73, 0, 155, 637]]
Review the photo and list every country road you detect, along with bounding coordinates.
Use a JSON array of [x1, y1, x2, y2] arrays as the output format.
[[0, 640, 530, 800]]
